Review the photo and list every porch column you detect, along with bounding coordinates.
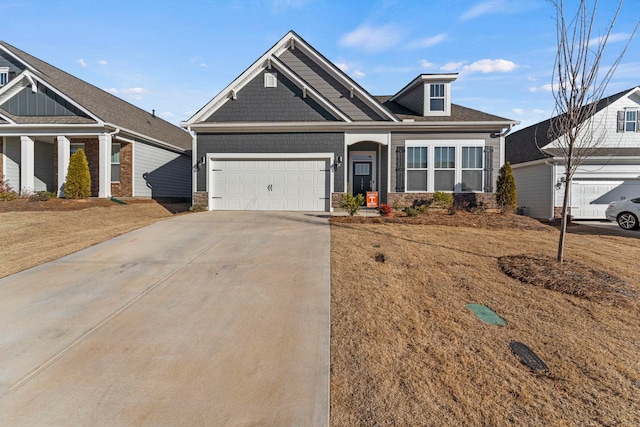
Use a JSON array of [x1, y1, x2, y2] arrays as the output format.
[[20, 136, 35, 193], [57, 136, 70, 197], [98, 133, 112, 198]]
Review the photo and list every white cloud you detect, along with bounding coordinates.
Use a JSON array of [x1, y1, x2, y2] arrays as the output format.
[[419, 60, 435, 69], [540, 83, 555, 92], [160, 111, 175, 119], [98, 60, 107, 65], [352, 70, 365, 79], [335, 62, 350, 73], [512, 108, 524, 114], [460, 0, 505, 21], [339, 24, 403, 52], [407, 33, 447, 49], [589, 32, 632, 47], [107, 88, 119, 94], [440, 62, 464, 72], [77, 59, 86, 68], [532, 109, 545, 115], [463, 59, 517, 73], [269, 0, 311, 12], [108, 87, 150, 100], [529, 86, 538, 92]]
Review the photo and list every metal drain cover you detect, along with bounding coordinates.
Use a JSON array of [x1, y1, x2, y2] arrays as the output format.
[[509, 341, 548, 371]]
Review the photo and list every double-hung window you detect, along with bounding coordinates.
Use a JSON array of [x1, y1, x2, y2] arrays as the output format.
[[461, 147, 484, 192], [0, 67, 8, 86], [406, 146, 428, 191], [626, 110, 638, 132], [70, 143, 85, 155], [434, 147, 455, 191], [429, 83, 445, 112], [405, 141, 485, 193], [111, 143, 121, 182]]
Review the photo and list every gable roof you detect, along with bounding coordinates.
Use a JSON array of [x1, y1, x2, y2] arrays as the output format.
[[0, 41, 191, 151], [505, 87, 637, 164], [184, 30, 399, 125], [376, 96, 514, 123]]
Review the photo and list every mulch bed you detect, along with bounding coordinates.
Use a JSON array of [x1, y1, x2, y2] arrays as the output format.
[[330, 211, 552, 232], [498, 254, 636, 305]]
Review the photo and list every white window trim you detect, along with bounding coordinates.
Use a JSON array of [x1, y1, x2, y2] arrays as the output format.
[[264, 71, 277, 88], [405, 140, 485, 193], [0, 67, 8, 86], [625, 108, 638, 132], [70, 142, 85, 155], [111, 143, 121, 183], [424, 83, 451, 116]]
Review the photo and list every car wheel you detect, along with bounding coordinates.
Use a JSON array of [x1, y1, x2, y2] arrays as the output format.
[[617, 212, 639, 230]]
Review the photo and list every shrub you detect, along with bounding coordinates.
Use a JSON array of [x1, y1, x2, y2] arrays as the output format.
[[189, 203, 207, 212], [29, 191, 56, 202], [378, 203, 392, 216], [64, 149, 92, 199], [0, 177, 18, 201], [404, 207, 420, 217], [432, 191, 454, 208], [496, 162, 517, 212], [340, 193, 365, 216], [467, 200, 488, 214]]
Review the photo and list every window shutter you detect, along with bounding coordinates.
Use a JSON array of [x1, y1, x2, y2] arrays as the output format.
[[483, 146, 494, 192], [395, 146, 405, 192], [617, 111, 625, 132], [636, 113, 640, 132]]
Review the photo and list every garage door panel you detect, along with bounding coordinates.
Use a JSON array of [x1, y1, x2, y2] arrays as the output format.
[[210, 158, 329, 211], [571, 180, 640, 219]]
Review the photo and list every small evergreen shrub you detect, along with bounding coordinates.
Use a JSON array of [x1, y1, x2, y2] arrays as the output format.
[[496, 162, 517, 212], [404, 207, 420, 217], [64, 149, 92, 199], [432, 191, 454, 208], [340, 193, 365, 216], [378, 203, 392, 216], [29, 191, 56, 202]]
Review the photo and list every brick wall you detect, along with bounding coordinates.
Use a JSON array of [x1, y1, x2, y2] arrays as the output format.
[[193, 191, 208, 206], [111, 142, 132, 197]]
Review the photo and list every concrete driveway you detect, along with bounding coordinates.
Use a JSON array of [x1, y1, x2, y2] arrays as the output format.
[[574, 219, 640, 239], [0, 211, 330, 426]]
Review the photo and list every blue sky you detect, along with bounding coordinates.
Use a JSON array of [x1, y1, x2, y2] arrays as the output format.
[[2, 0, 639, 130]]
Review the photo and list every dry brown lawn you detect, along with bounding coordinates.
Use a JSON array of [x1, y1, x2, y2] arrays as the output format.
[[0, 198, 183, 278], [330, 213, 640, 426]]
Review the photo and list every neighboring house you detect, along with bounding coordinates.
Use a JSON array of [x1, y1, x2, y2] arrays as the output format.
[[506, 87, 640, 220], [0, 41, 192, 199], [183, 31, 518, 212]]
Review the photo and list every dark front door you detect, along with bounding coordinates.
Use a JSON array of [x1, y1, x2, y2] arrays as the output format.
[[353, 161, 372, 201]]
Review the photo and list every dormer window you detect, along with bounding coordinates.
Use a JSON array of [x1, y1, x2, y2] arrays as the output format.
[[626, 110, 637, 132], [0, 67, 8, 86], [429, 84, 445, 111]]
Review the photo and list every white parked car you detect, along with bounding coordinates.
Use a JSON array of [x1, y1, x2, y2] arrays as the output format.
[[605, 197, 640, 230]]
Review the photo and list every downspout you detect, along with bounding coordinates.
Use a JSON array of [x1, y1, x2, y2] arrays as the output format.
[[545, 158, 557, 221], [490, 124, 514, 138], [187, 126, 197, 207]]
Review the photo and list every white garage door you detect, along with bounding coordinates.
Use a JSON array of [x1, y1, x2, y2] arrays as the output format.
[[209, 159, 330, 211], [571, 180, 640, 219]]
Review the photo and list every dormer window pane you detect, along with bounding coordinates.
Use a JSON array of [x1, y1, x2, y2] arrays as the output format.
[[626, 110, 637, 132], [430, 83, 445, 111], [0, 67, 8, 86]]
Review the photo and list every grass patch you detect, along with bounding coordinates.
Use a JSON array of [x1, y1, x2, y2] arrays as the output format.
[[330, 214, 640, 426]]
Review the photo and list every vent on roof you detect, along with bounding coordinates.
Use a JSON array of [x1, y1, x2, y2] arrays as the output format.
[[264, 72, 277, 88]]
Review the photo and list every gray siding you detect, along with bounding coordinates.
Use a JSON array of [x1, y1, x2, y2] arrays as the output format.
[[34, 139, 53, 191], [395, 84, 424, 115], [4, 136, 20, 190], [196, 132, 344, 192], [134, 143, 191, 198], [206, 71, 339, 122], [0, 52, 25, 81], [279, 49, 386, 121], [390, 132, 501, 192], [511, 162, 553, 219], [1, 86, 90, 117]]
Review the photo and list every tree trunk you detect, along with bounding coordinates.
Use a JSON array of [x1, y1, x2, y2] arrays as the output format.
[[556, 174, 572, 263]]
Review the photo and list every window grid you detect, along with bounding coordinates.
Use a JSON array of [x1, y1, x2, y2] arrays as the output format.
[[461, 147, 483, 192], [111, 143, 121, 182], [406, 147, 428, 191], [626, 110, 637, 132]]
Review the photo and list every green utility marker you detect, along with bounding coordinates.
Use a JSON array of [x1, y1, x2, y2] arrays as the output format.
[[110, 197, 127, 205], [466, 304, 506, 326]]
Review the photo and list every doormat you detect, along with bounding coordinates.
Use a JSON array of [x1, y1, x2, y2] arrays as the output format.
[[466, 304, 506, 326], [509, 341, 548, 372]]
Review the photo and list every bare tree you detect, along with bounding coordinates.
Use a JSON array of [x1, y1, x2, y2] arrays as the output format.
[[549, 0, 638, 263]]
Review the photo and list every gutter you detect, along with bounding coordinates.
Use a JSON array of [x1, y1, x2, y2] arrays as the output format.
[[105, 124, 188, 154]]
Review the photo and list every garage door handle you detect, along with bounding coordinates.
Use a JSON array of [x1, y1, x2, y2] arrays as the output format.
[[267, 184, 273, 191]]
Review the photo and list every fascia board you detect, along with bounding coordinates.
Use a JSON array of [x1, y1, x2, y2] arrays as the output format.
[[185, 33, 297, 125], [0, 123, 107, 137], [188, 120, 519, 133], [269, 56, 351, 122], [0, 110, 15, 124], [389, 73, 458, 102], [284, 34, 399, 122], [0, 72, 29, 103], [0, 43, 41, 75]]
